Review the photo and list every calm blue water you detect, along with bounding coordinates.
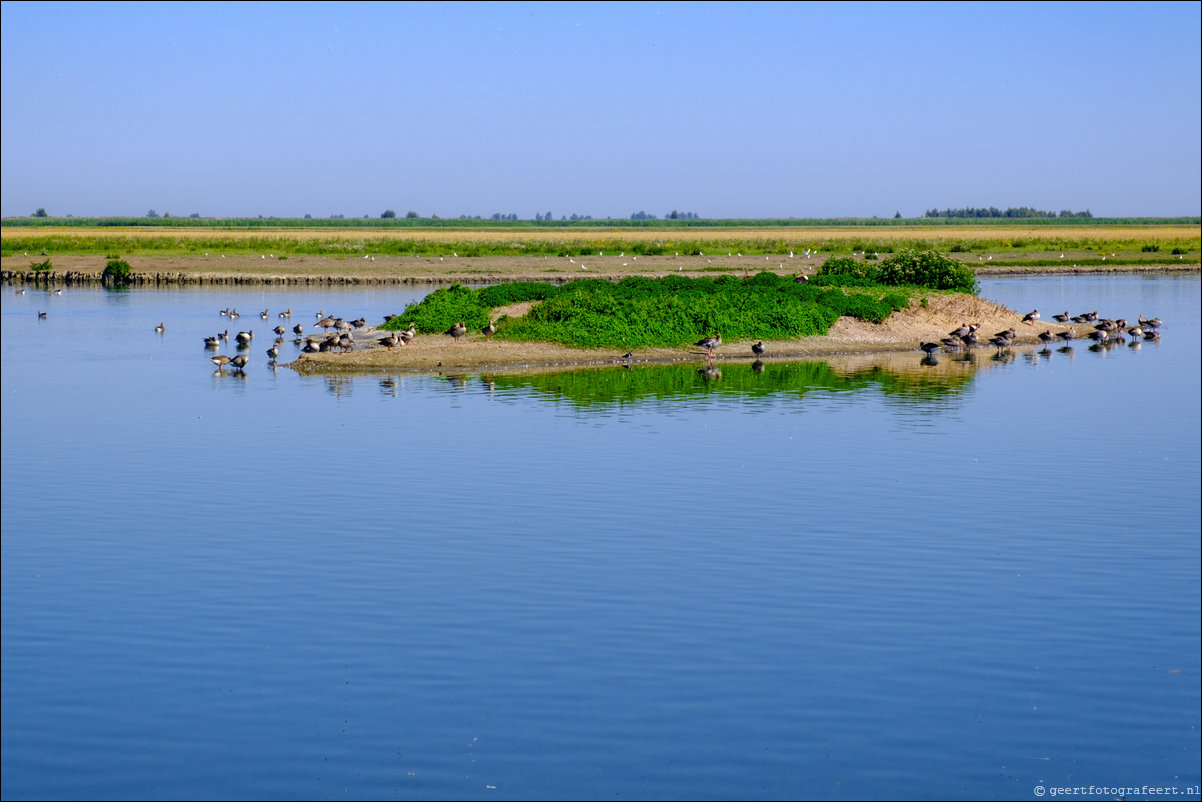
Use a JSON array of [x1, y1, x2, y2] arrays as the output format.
[[2, 275, 1199, 801]]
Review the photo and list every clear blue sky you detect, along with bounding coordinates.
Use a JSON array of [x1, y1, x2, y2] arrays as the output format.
[[2, 0, 1199, 219]]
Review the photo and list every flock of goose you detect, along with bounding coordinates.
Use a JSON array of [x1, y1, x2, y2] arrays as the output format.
[[919, 309, 1164, 360], [204, 306, 471, 370], [196, 302, 1165, 372]]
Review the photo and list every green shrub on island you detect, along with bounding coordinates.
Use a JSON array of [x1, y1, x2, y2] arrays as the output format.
[[102, 258, 132, 283], [816, 249, 977, 293], [380, 272, 911, 349], [30, 259, 53, 272], [876, 249, 978, 292]]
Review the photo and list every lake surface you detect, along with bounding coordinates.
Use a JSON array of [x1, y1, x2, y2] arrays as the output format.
[[2, 274, 1199, 801]]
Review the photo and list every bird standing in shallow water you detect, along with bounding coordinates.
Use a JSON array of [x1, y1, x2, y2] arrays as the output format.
[[210, 354, 232, 371], [229, 354, 249, 371], [919, 342, 941, 356]]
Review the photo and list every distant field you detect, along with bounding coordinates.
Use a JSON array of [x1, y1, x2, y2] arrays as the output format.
[[2, 223, 1198, 262]]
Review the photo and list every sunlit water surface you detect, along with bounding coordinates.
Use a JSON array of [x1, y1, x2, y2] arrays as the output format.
[[2, 275, 1199, 801]]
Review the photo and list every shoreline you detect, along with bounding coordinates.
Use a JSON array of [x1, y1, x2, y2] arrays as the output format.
[[2, 254, 1198, 288]]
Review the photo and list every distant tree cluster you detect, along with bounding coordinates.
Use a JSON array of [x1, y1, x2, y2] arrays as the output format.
[[31, 207, 48, 217], [630, 210, 700, 220], [924, 206, 1093, 219], [491, 213, 520, 221], [381, 209, 397, 218]]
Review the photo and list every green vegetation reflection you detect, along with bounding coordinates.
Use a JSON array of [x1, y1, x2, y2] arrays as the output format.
[[477, 358, 979, 408]]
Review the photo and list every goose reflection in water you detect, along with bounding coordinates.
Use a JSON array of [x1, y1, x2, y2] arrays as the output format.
[[697, 365, 722, 382], [991, 349, 1017, 364]]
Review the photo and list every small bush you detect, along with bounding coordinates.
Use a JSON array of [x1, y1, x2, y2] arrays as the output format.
[[1141, 244, 1160, 252], [103, 258, 132, 282], [30, 259, 53, 272], [816, 256, 880, 283], [1171, 247, 1186, 255], [875, 249, 978, 292]]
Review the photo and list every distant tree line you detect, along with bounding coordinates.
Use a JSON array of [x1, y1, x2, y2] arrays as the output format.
[[924, 206, 1093, 219], [630, 210, 700, 220]]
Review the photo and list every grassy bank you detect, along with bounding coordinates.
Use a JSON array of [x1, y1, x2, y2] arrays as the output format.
[[378, 271, 916, 349], [2, 221, 1198, 267]]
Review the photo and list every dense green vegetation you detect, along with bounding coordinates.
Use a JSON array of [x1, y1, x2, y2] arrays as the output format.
[[817, 249, 978, 292], [380, 271, 912, 349]]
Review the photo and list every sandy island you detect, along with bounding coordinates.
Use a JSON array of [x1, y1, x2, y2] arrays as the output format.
[[286, 292, 1102, 375]]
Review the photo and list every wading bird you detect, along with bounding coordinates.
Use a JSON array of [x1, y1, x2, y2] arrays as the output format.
[[695, 334, 722, 358]]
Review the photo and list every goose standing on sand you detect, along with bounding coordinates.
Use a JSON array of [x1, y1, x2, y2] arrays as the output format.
[[1022, 310, 1039, 325], [400, 323, 417, 345], [378, 332, 402, 349], [445, 321, 467, 342], [1053, 311, 1071, 323], [483, 321, 497, 341], [315, 316, 337, 332], [695, 334, 722, 358], [751, 341, 765, 358]]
